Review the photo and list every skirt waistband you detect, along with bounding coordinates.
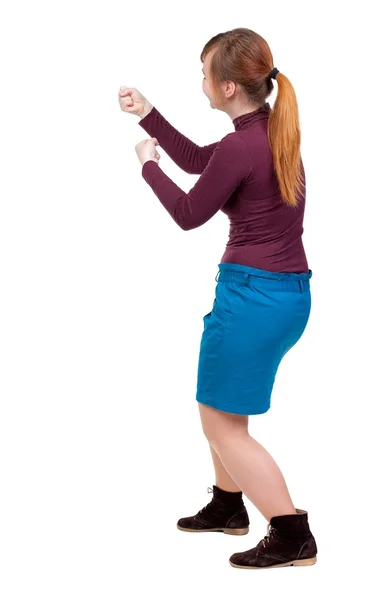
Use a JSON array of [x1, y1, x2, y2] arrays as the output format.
[[215, 262, 312, 293]]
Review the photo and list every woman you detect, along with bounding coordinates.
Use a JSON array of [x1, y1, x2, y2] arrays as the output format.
[[118, 27, 317, 570]]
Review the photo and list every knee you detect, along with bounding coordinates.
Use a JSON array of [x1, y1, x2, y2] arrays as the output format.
[[198, 402, 248, 450], [200, 420, 222, 448], [203, 426, 247, 454]]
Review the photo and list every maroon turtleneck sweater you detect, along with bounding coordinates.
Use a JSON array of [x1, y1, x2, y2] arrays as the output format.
[[138, 102, 309, 273]]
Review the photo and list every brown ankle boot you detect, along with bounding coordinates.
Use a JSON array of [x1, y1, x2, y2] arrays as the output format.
[[177, 485, 250, 535], [229, 508, 317, 568]]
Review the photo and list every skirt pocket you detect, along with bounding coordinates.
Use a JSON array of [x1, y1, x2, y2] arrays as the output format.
[[203, 283, 234, 325]]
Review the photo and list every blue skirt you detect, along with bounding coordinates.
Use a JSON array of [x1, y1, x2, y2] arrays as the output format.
[[196, 262, 313, 415]]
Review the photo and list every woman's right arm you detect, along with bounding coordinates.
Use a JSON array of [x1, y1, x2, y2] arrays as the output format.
[[138, 105, 219, 174]]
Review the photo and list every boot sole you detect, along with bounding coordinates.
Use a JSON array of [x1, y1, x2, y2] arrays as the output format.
[[229, 556, 317, 569], [177, 524, 249, 535]]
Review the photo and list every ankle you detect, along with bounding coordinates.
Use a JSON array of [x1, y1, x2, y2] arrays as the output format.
[[213, 484, 244, 504], [215, 484, 242, 494]]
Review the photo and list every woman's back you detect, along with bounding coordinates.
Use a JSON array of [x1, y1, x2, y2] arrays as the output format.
[[221, 103, 308, 273]]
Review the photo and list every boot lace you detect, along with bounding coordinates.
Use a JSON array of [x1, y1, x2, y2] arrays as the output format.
[[197, 487, 214, 516], [262, 522, 278, 549]]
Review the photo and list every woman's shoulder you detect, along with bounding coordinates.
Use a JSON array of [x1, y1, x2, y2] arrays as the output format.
[[217, 131, 251, 154]]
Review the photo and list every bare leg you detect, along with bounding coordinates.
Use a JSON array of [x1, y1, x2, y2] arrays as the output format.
[[213, 432, 297, 521], [199, 402, 297, 522], [209, 445, 242, 492]]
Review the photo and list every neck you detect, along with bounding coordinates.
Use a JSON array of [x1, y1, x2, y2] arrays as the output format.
[[232, 103, 271, 131]]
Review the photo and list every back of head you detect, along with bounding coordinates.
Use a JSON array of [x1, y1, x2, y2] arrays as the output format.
[[200, 28, 304, 208]]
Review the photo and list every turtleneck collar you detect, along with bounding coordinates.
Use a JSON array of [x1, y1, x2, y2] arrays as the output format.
[[232, 102, 271, 131]]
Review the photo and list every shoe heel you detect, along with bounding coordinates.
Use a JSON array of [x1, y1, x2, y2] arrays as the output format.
[[292, 556, 317, 567], [223, 527, 249, 535]]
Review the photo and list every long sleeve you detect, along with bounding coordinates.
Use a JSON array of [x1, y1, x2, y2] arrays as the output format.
[[141, 132, 251, 231], [138, 106, 219, 174]]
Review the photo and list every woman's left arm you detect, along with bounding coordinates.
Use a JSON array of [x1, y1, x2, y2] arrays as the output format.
[[139, 106, 220, 174], [140, 132, 251, 231]]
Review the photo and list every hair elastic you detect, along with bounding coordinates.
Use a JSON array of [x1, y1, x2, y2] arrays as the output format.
[[269, 67, 279, 79]]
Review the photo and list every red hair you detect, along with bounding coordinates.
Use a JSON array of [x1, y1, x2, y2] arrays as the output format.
[[200, 28, 304, 208]]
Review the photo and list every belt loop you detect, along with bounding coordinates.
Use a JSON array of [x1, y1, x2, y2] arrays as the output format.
[[215, 270, 220, 282], [298, 279, 303, 293], [244, 272, 249, 286]]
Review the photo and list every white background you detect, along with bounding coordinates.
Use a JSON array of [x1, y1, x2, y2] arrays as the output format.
[[1, 1, 384, 598]]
